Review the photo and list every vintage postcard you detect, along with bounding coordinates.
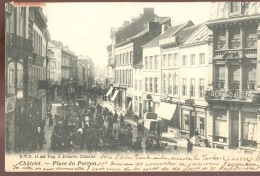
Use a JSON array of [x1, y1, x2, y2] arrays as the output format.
[[4, 1, 260, 172]]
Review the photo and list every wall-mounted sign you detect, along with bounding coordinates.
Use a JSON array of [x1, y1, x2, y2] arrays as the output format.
[[5, 96, 16, 113], [209, 90, 258, 99]]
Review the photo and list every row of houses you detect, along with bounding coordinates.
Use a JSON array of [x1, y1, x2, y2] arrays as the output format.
[[106, 2, 260, 153], [5, 4, 94, 152]]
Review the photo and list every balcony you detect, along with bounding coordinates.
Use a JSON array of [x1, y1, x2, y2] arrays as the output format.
[[6, 33, 33, 53], [214, 48, 257, 60]]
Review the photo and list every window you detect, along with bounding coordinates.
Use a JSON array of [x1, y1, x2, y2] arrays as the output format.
[[149, 56, 153, 70], [154, 78, 158, 93], [216, 29, 226, 50], [120, 54, 122, 65], [130, 69, 132, 86], [229, 65, 240, 89], [126, 52, 129, 64], [149, 78, 153, 93], [154, 55, 158, 69], [145, 57, 148, 70], [245, 26, 257, 48], [139, 80, 142, 91], [199, 78, 205, 98], [168, 74, 172, 94], [182, 78, 187, 96], [168, 54, 172, 68], [199, 53, 205, 65], [163, 74, 166, 94], [173, 76, 178, 95], [182, 55, 187, 66], [163, 54, 167, 68], [134, 96, 138, 113], [190, 54, 196, 66], [230, 27, 240, 49], [190, 78, 195, 97], [214, 110, 228, 143], [135, 79, 138, 90], [242, 112, 257, 148], [130, 51, 132, 64], [145, 78, 148, 92], [230, 2, 241, 13], [216, 66, 225, 89], [182, 113, 189, 131], [173, 53, 178, 66], [126, 70, 129, 85], [245, 64, 256, 90]]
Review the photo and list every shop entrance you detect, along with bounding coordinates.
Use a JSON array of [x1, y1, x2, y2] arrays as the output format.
[[189, 111, 196, 138]]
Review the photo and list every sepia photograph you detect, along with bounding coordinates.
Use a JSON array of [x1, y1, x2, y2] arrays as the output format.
[[4, 1, 260, 172]]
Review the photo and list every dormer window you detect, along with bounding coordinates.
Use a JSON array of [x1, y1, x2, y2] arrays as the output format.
[[229, 2, 242, 15]]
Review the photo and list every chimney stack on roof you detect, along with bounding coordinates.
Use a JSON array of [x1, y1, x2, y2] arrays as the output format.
[[123, 21, 130, 27], [143, 8, 154, 16]]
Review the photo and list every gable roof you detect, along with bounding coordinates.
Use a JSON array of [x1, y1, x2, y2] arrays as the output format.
[[143, 20, 194, 47], [176, 23, 204, 45], [183, 24, 208, 46]]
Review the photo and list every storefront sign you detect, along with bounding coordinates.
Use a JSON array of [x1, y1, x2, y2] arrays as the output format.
[[5, 96, 16, 113], [209, 90, 258, 99]]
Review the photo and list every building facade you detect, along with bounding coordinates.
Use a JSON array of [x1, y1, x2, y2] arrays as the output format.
[[61, 46, 78, 100], [48, 40, 62, 100], [205, 2, 260, 153], [111, 8, 171, 115], [78, 55, 94, 90], [5, 5, 49, 152]]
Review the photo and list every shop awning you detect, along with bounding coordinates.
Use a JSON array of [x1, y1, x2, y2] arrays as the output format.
[[106, 87, 113, 97], [157, 102, 177, 120], [111, 90, 119, 101]]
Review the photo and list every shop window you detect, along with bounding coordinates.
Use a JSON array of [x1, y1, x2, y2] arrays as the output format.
[[230, 27, 241, 49], [229, 65, 240, 89], [245, 26, 257, 48], [242, 112, 257, 148], [214, 110, 228, 143], [183, 114, 189, 131], [216, 29, 226, 50], [200, 117, 205, 136]]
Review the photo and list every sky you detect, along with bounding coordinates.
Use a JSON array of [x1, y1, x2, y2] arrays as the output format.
[[45, 2, 212, 67]]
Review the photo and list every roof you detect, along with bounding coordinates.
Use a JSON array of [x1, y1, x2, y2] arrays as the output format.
[[176, 23, 204, 45], [183, 24, 208, 46], [143, 20, 194, 47]]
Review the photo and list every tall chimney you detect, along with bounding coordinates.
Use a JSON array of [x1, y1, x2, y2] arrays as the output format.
[[143, 8, 154, 16]]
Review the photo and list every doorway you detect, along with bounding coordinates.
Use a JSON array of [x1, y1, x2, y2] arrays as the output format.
[[189, 112, 196, 138], [230, 111, 239, 148]]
